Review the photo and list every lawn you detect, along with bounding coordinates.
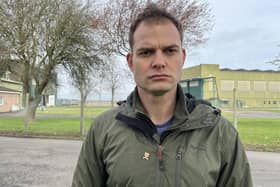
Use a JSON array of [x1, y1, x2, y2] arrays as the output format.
[[233, 118, 280, 152], [0, 117, 93, 137], [0, 106, 110, 137], [0, 111, 280, 151], [36, 106, 110, 117]]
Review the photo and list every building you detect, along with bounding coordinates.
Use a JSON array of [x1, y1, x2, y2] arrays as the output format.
[[0, 70, 57, 112], [37, 81, 57, 107], [181, 64, 280, 108], [0, 79, 23, 112]]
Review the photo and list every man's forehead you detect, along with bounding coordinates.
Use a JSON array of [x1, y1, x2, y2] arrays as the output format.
[[132, 21, 181, 50], [136, 19, 176, 32]]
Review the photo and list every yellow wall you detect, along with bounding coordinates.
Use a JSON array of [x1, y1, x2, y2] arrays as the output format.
[[0, 79, 23, 92], [182, 64, 280, 108], [182, 65, 202, 78]]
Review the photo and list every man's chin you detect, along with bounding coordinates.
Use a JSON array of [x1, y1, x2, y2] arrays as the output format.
[[146, 86, 175, 96], [138, 83, 177, 96], [150, 89, 169, 96]]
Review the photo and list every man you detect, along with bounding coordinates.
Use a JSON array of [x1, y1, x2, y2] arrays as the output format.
[[72, 4, 252, 187]]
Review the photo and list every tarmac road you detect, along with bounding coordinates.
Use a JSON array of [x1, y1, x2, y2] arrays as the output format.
[[0, 136, 279, 187], [0, 137, 81, 187], [226, 110, 280, 119]]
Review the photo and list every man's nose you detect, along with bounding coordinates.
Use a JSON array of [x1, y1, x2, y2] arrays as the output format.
[[151, 51, 166, 69]]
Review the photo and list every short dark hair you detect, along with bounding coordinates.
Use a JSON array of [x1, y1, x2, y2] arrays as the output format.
[[129, 3, 183, 51]]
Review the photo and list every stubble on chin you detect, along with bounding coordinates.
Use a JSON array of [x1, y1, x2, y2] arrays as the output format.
[[138, 85, 173, 97]]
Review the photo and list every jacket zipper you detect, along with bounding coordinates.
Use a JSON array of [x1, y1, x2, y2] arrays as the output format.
[[155, 145, 164, 187], [175, 148, 183, 187]]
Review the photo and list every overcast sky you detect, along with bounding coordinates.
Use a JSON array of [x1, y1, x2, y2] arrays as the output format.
[[187, 0, 280, 70], [58, 0, 280, 100]]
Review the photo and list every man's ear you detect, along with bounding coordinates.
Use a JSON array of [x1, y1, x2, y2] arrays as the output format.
[[182, 48, 187, 67], [126, 53, 134, 72]]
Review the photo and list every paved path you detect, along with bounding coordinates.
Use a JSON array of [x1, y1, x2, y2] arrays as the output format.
[[223, 110, 280, 119], [0, 137, 81, 187], [0, 137, 279, 187], [1, 109, 280, 119], [249, 151, 280, 187], [237, 111, 280, 119]]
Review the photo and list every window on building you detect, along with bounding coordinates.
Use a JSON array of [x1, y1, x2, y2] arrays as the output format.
[[273, 101, 277, 104], [179, 81, 187, 88], [237, 81, 250, 92], [220, 99, 229, 105], [0, 96, 3, 105], [221, 80, 234, 91], [254, 81, 266, 92], [189, 80, 199, 87], [264, 101, 266, 104], [268, 81, 280, 92]]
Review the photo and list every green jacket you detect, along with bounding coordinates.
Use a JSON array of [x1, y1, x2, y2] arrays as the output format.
[[72, 86, 252, 187]]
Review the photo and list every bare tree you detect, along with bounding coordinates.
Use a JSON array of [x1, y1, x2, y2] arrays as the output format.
[[101, 56, 130, 107], [0, 0, 101, 126], [96, 0, 213, 56], [68, 58, 102, 136], [268, 45, 280, 69], [0, 40, 10, 77], [270, 58, 280, 69]]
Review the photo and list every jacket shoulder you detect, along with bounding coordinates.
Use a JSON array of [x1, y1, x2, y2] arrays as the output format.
[[86, 106, 124, 136]]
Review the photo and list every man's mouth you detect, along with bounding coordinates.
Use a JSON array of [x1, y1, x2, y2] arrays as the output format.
[[149, 74, 170, 80]]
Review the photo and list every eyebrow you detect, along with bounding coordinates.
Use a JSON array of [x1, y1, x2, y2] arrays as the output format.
[[136, 44, 180, 52], [163, 45, 180, 50]]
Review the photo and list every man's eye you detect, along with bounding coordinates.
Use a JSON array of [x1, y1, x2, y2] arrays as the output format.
[[165, 48, 177, 55], [138, 50, 152, 56]]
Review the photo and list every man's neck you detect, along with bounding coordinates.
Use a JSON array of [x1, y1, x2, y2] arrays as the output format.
[[137, 87, 177, 125]]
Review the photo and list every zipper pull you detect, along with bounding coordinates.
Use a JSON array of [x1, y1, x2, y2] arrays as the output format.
[[176, 151, 182, 160], [176, 147, 183, 160], [157, 148, 163, 161], [157, 147, 164, 171]]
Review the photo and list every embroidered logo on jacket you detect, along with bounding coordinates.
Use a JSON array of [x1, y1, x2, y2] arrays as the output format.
[[143, 152, 150, 160]]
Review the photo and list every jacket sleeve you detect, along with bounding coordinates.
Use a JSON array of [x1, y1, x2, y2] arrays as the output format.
[[216, 118, 253, 187], [72, 122, 106, 187]]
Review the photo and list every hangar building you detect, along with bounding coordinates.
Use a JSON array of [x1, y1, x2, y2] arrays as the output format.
[[180, 64, 280, 108]]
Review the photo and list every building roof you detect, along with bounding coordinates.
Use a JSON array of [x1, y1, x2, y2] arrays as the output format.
[[0, 78, 23, 85], [184, 64, 280, 73], [0, 86, 21, 94], [220, 68, 280, 73]]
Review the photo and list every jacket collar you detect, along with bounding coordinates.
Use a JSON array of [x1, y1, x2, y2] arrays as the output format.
[[119, 84, 217, 132], [127, 85, 190, 118]]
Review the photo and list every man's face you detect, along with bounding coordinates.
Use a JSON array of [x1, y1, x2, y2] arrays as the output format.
[[127, 20, 186, 96]]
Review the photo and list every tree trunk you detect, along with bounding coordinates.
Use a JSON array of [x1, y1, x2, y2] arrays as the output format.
[[22, 92, 27, 108], [111, 87, 115, 108], [24, 95, 41, 128], [80, 92, 85, 136]]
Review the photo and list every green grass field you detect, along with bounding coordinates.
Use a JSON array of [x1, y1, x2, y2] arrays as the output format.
[[0, 117, 93, 137], [0, 106, 279, 151], [37, 106, 109, 117], [234, 119, 280, 151]]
